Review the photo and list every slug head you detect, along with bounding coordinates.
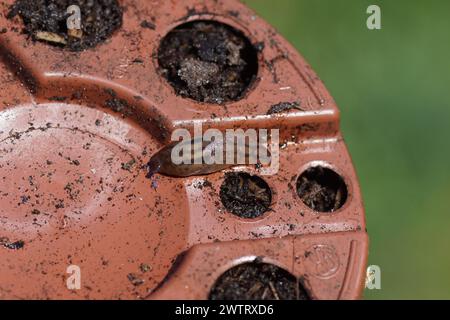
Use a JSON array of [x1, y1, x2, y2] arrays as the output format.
[[146, 156, 162, 179]]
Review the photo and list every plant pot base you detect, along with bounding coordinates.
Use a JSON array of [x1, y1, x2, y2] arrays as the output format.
[[0, 0, 368, 300]]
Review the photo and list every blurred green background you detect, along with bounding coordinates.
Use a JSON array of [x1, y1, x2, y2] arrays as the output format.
[[244, 0, 450, 299]]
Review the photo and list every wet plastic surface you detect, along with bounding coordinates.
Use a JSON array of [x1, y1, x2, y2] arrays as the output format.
[[0, 0, 368, 299]]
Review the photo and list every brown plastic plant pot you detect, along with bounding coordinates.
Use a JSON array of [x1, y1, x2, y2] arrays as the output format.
[[0, 0, 368, 300]]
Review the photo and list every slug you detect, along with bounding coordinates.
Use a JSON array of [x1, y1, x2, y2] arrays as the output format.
[[146, 137, 269, 178]]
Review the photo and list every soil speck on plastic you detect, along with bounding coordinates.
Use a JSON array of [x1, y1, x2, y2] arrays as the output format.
[[140, 20, 155, 30], [104, 88, 128, 113], [121, 159, 136, 172], [0, 237, 25, 250], [139, 263, 152, 273], [209, 260, 310, 300], [220, 172, 271, 218], [127, 273, 144, 286], [7, 0, 123, 51], [296, 166, 348, 212], [267, 101, 302, 115], [158, 21, 258, 104]]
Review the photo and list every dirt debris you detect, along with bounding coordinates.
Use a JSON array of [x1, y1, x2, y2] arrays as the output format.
[[7, 0, 123, 51], [209, 260, 310, 300], [296, 166, 348, 212], [220, 172, 271, 219], [158, 21, 258, 104]]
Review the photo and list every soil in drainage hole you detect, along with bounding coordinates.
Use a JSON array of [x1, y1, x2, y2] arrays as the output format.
[[7, 0, 123, 51], [220, 172, 271, 219], [209, 261, 310, 300], [296, 166, 348, 212], [158, 20, 258, 104]]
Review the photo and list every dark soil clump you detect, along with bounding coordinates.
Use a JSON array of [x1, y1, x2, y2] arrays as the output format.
[[0, 237, 25, 250], [267, 101, 302, 115], [209, 261, 310, 300], [296, 166, 348, 212], [220, 172, 271, 218], [158, 21, 258, 104], [7, 0, 123, 51]]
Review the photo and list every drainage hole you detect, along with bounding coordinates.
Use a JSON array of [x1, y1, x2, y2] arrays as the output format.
[[158, 20, 258, 104], [209, 260, 310, 300], [220, 172, 271, 219], [7, 0, 123, 51], [296, 166, 348, 212]]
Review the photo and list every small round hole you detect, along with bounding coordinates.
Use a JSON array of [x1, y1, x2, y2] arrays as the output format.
[[209, 260, 310, 300], [7, 0, 123, 51], [220, 172, 271, 219], [296, 166, 348, 212], [158, 20, 258, 104]]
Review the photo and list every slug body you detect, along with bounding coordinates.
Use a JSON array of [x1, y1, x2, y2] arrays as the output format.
[[147, 137, 269, 178]]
